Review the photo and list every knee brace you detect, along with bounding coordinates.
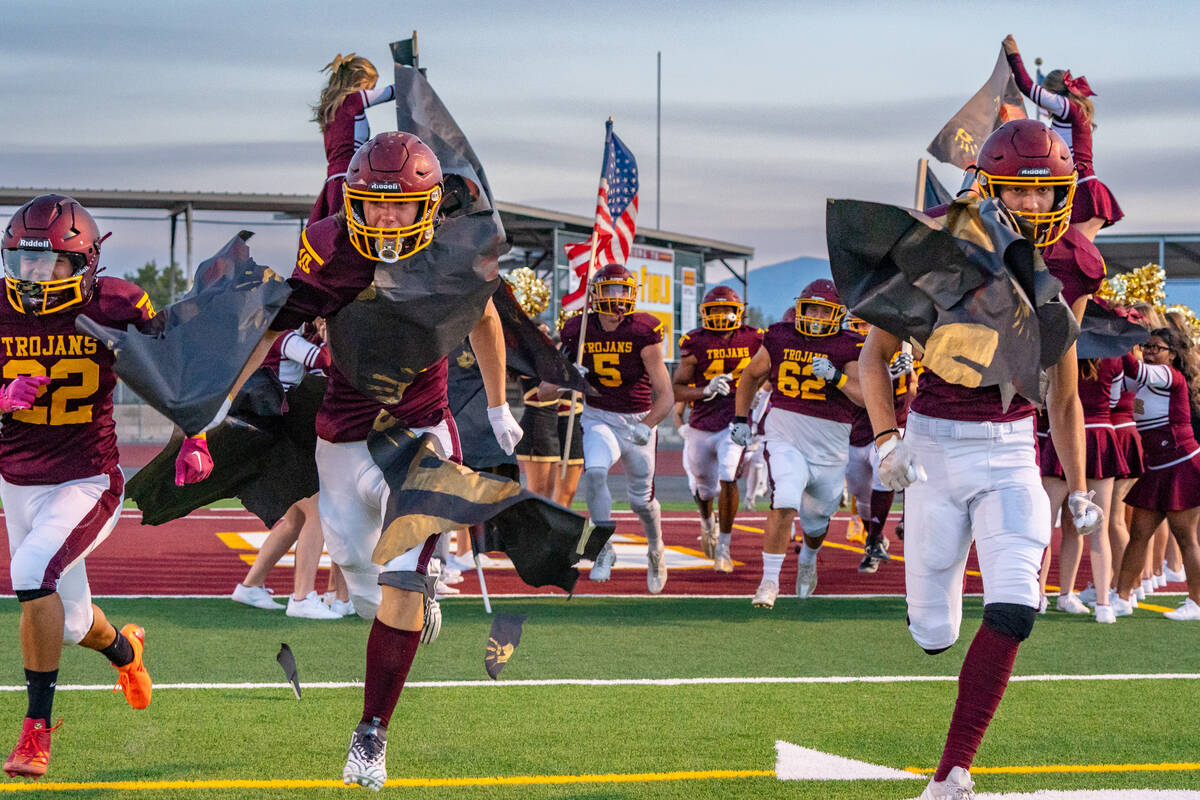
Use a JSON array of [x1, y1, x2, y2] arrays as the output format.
[[15, 588, 54, 603], [983, 602, 1036, 642]]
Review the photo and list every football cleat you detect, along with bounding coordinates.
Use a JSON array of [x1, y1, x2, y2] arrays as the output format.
[[845, 516, 866, 545], [1055, 593, 1090, 615], [863, 536, 890, 562], [713, 543, 734, 574], [113, 624, 152, 710], [857, 553, 880, 574], [911, 766, 975, 799], [794, 561, 818, 599], [752, 578, 778, 609], [344, 717, 388, 791], [647, 549, 667, 594], [1164, 597, 1200, 621], [699, 515, 718, 558], [231, 583, 285, 610], [589, 542, 616, 582], [3, 718, 60, 779]]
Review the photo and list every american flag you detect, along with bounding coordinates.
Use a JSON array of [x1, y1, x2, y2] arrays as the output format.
[[594, 120, 639, 266], [560, 234, 612, 312]]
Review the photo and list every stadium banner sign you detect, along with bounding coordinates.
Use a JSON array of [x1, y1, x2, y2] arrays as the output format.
[[628, 243, 675, 359], [679, 268, 698, 335]]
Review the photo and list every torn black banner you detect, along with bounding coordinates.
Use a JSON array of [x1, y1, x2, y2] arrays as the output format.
[[485, 614, 527, 680]]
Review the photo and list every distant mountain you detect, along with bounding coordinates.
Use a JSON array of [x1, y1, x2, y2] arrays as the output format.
[[718, 256, 832, 322]]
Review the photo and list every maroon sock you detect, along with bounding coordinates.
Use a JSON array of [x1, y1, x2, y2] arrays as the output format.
[[361, 619, 421, 728], [867, 490, 893, 542], [933, 624, 1020, 781]]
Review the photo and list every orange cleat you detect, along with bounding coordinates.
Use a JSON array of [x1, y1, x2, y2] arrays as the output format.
[[113, 624, 152, 710], [845, 515, 867, 545], [4, 718, 60, 779]]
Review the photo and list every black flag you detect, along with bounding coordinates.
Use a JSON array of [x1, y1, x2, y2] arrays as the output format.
[[1076, 298, 1150, 360], [324, 62, 507, 406], [366, 419, 613, 593], [492, 282, 589, 393], [276, 643, 301, 699], [925, 168, 954, 210], [928, 49, 1027, 170], [77, 232, 291, 435], [827, 196, 1077, 408], [484, 614, 527, 680]]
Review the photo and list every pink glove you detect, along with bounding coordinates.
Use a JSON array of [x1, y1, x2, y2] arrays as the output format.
[[175, 434, 214, 486], [0, 375, 50, 413]]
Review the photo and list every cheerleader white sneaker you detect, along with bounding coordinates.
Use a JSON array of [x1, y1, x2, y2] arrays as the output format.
[[1164, 598, 1200, 621]]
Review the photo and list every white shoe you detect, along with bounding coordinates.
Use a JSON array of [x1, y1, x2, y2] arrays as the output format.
[[232, 583, 285, 610], [344, 717, 388, 791], [1135, 582, 1148, 600], [1153, 572, 1167, 589], [441, 568, 464, 585], [699, 514, 717, 558], [328, 598, 356, 617], [1112, 594, 1137, 616], [794, 560, 818, 599], [752, 578, 779, 609], [1165, 597, 1200, 621], [646, 549, 667, 594], [1094, 604, 1116, 624], [1164, 562, 1187, 583], [1056, 593, 1091, 615], [713, 543, 734, 573], [589, 542, 616, 582], [1076, 584, 1097, 605], [912, 766, 975, 799], [447, 553, 477, 573], [434, 580, 460, 598], [1037, 594, 1048, 614], [287, 591, 343, 619]]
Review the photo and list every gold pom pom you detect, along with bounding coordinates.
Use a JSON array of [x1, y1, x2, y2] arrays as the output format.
[[556, 307, 582, 332], [504, 267, 550, 318], [1165, 304, 1200, 345], [1097, 263, 1166, 307]]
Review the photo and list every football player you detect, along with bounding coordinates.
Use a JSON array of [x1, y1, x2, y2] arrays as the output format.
[[0, 196, 154, 779], [554, 264, 675, 592], [862, 121, 1103, 800], [843, 317, 916, 573], [673, 286, 763, 572], [183, 132, 522, 791], [733, 280, 865, 608]]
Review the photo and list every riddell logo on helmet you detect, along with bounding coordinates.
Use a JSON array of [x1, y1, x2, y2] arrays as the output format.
[[18, 238, 52, 249], [1017, 167, 1051, 176], [369, 182, 401, 191]]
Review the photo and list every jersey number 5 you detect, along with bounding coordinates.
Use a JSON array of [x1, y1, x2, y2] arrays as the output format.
[[2, 358, 100, 425], [592, 353, 622, 387], [776, 360, 825, 400]]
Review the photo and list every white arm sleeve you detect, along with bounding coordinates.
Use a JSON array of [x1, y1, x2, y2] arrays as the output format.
[[1129, 361, 1175, 391], [361, 85, 395, 108], [1028, 85, 1071, 121], [280, 330, 324, 369]]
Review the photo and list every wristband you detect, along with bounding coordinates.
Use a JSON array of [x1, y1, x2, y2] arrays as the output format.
[[734, 415, 748, 425], [873, 428, 899, 443], [833, 371, 847, 389]]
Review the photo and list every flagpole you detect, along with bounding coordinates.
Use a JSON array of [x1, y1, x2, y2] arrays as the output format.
[[914, 158, 929, 212], [560, 119, 614, 479]]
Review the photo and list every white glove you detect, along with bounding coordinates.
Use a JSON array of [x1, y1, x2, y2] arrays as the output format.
[[701, 373, 732, 401], [876, 435, 925, 491], [574, 363, 589, 378], [810, 356, 837, 381], [487, 403, 523, 455], [1067, 489, 1104, 536], [629, 422, 653, 446], [731, 422, 752, 446], [888, 352, 914, 378]]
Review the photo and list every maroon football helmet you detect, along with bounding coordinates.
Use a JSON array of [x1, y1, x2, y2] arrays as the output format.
[[700, 285, 744, 331], [590, 263, 638, 316], [344, 131, 444, 262], [2, 195, 107, 315], [794, 279, 845, 337], [976, 119, 1076, 247]]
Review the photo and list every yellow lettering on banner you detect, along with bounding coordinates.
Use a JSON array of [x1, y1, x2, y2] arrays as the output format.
[[923, 323, 998, 388]]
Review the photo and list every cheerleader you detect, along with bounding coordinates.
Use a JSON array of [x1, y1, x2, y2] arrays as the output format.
[[1003, 35, 1122, 241], [1114, 329, 1200, 619], [308, 54, 396, 226]]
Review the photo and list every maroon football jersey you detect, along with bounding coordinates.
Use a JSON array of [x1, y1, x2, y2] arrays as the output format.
[[0, 278, 155, 485], [762, 322, 863, 423], [274, 216, 448, 441], [1044, 226, 1105, 308], [678, 325, 763, 432], [560, 312, 663, 414], [911, 371, 1034, 423], [849, 367, 916, 446]]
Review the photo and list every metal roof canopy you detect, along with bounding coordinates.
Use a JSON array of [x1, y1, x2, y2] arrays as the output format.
[[1095, 232, 1200, 279], [0, 188, 753, 295]]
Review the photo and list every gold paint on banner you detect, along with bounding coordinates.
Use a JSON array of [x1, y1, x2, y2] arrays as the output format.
[[922, 323, 998, 388], [456, 349, 477, 369], [486, 637, 515, 665]]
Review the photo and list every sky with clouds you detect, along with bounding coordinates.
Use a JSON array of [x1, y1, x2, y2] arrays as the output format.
[[1, 0, 1196, 278]]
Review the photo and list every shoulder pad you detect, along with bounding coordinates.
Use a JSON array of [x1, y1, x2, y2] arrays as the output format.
[[295, 217, 339, 275], [94, 277, 156, 321]]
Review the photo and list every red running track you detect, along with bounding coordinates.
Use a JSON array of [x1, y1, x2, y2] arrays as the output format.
[[0, 508, 1057, 598]]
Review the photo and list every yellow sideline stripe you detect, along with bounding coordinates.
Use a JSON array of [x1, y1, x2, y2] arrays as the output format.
[[733, 523, 1180, 612], [0, 769, 775, 792], [905, 761, 1200, 775]]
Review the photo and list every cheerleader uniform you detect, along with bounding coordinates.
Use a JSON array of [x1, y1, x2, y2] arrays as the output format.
[[308, 85, 397, 226], [1122, 355, 1200, 511], [1007, 53, 1123, 227], [1040, 358, 1127, 479]]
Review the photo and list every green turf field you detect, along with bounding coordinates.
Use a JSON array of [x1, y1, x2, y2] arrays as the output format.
[[0, 596, 1196, 798]]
